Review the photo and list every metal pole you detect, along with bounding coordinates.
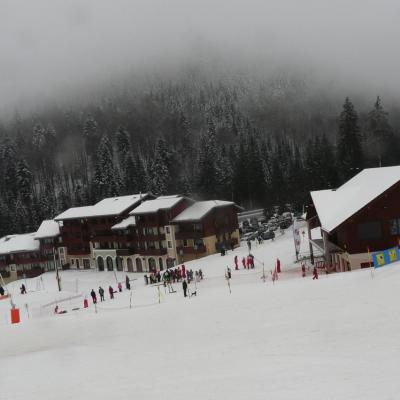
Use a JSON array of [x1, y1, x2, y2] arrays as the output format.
[[54, 247, 61, 292]]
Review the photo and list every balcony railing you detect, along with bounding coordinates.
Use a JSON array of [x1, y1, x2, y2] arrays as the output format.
[[174, 231, 204, 240], [176, 245, 207, 255], [116, 248, 137, 256], [137, 248, 167, 256]]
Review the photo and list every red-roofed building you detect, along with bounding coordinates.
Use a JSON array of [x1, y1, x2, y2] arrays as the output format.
[[306, 166, 400, 271]]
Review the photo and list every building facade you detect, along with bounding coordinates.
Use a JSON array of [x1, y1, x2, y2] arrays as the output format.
[[306, 166, 400, 271], [170, 200, 241, 263], [54, 194, 153, 270], [0, 233, 46, 281]]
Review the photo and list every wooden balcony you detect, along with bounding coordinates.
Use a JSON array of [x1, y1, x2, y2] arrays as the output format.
[[175, 231, 204, 240], [116, 248, 137, 256], [137, 248, 167, 256], [68, 248, 91, 255], [176, 245, 207, 255]]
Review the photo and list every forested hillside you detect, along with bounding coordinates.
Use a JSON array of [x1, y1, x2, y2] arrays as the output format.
[[0, 71, 399, 236]]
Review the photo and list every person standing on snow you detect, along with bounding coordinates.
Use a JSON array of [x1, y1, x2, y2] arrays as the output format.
[[276, 258, 281, 273], [247, 239, 251, 252], [182, 279, 188, 297], [125, 275, 131, 290], [234, 255, 238, 270], [242, 256, 246, 269], [301, 264, 306, 277], [226, 267, 232, 279], [118, 282, 123, 292], [90, 289, 97, 304], [312, 266, 318, 280], [109, 285, 114, 299], [98, 286, 105, 301]]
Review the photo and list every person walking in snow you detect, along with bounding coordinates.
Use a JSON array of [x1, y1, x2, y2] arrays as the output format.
[[246, 255, 252, 269], [98, 286, 105, 301], [312, 266, 318, 280], [276, 258, 281, 273], [199, 269, 203, 280], [90, 289, 97, 304], [226, 267, 232, 279], [182, 279, 188, 297], [109, 285, 114, 299], [118, 282, 123, 292], [251, 254, 255, 269], [234, 255, 238, 270], [301, 264, 306, 278], [0, 286, 4, 296], [242, 256, 246, 269], [125, 275, 131, 290], [20, 284, 27, 294]]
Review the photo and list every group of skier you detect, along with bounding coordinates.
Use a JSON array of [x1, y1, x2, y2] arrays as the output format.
[[301, 263, 319, 280], [233, 254, 255, 270], [89, 275, 131, 304], [162, 265, 203, 285]]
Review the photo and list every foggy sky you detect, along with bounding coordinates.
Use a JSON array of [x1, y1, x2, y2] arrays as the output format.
[[1, 0, 400, 115]]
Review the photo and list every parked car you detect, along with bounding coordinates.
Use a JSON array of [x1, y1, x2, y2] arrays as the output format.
[[262, 230, 275, 240], [279, 220, 292, 229]]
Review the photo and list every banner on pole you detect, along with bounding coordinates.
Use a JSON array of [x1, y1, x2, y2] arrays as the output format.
[[372, 247, 400, 268]]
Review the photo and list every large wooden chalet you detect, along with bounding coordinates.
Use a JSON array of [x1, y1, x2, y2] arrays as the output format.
[[128, 195, 193, 271], [54, 193, 153, 270], [306, 166, 400, 271], [0, 193, 241, 279], [0, 233, 45, 280], [170, 200, 242, 263]]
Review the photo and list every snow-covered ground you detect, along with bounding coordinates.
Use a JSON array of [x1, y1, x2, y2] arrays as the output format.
[[1, 227, 399, 400]]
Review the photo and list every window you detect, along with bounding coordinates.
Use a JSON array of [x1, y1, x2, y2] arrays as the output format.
[[193, 223, 202, 232], [183, 239, 188, 247], [389, 218, 400, 236], [167, 241, 172, 249], [357, 221, 382, 240], [166, 226, 170, 234]]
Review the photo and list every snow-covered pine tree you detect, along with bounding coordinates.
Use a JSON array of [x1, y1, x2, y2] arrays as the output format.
[[215, 144, 233, 200], [93, 135, 120, 200], [337, 97, 364, 181], [32, 123, 46, 150], [197, 118, 218, 198], [149, 137, 171, 195], [366, 97, 394, 166], [115, 126, 131, 167], [16, 158, 33, 206]]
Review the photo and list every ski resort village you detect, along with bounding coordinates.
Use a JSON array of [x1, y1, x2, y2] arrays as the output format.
[[2, 166, 400, 399]]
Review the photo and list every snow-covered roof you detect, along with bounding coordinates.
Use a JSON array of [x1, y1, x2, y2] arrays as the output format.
[[172, 200, 238, 223], [311, 166, 400, 233], [111, 216, 136, 230], [34, 220, 60, 239], [0, 233, 40, 255], [130, 196, 186, 215], [55, 193, 150, 220]]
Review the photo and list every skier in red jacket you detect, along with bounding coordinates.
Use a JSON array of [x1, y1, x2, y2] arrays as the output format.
[[242, 256, 246, 269], [234, 255, 238, 270], [312, 266, 318, 280], [246, 255, 252, 269]]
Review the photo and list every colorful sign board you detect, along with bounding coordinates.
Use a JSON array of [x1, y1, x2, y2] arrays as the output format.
[[371, 247, 400, 268]]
